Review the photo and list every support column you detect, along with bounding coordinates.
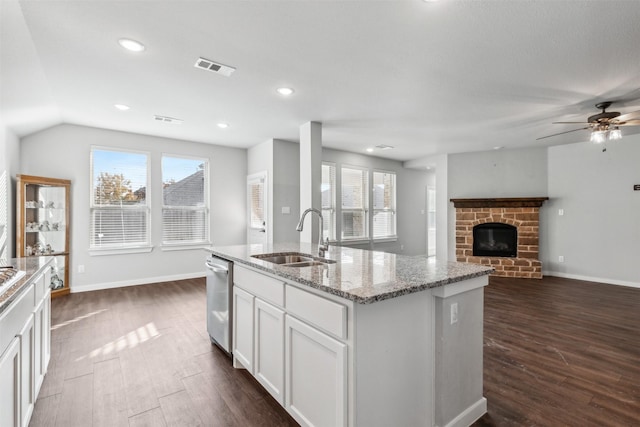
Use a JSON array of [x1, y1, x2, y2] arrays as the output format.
[[299, 121, 322, 244]]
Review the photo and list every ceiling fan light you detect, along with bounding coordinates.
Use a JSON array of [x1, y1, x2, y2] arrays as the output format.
[[590, 130, 606, 144], [609, 128, 622, 140]]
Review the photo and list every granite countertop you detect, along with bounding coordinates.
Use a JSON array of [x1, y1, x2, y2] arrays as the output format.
[[0, 257, 53, 315], [206, 243, 493, 304]]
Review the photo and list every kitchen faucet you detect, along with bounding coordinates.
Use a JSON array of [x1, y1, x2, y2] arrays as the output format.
[[296, 208, 329, 257]]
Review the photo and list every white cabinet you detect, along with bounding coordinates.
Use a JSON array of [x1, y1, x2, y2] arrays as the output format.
[[34, 288, 51, 395], [0, 337, 21, 427], [18, 314, 35, 427], [254, 298, 285, 404], [232, 286, 254, 372], [285, 315, 347, 427]]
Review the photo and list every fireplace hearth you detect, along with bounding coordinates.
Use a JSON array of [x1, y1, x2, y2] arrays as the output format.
[[450, 197, 548, 279]]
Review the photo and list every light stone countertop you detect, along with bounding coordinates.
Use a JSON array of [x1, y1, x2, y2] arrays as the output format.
[[0, 257, 53, 315], [205, 243, 494, 304]]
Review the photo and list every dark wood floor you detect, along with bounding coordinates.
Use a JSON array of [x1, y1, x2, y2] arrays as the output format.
[[30, 275, 640, 426], [474, 276, 640, 427]]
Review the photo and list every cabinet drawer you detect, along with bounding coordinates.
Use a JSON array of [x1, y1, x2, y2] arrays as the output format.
[[0, 285, 35, 356], [234, 266, 284, 307], [33, 273, 47, 301], [286, 285, 347, 340]]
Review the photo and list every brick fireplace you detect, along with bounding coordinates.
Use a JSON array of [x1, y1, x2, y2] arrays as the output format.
[[450, 197, 548, 279]]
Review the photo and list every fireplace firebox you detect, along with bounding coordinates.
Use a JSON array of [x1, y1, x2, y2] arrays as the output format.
[[473, 222, 517, 258]]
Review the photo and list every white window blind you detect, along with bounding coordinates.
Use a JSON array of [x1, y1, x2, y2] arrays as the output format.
[[321, 162, 336, 241], [248, 178, 265, 230], [162, 156, 209, 245], [90, 148, 150, 249], [372, 171, 396, 239], [341, 166, 368, 240]]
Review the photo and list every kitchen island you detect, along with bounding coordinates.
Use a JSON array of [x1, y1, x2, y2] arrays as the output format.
[[206, 243, 493, 427]]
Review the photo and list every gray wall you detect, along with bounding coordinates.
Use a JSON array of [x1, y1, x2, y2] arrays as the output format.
[[447, 147, 549, 260], [19, 124, 247, 291], [323, 148, 429, 256], [542, 134, 640, 286]]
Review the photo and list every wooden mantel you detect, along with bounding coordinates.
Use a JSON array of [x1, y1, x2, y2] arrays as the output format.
[[450, 197, 549, 209]]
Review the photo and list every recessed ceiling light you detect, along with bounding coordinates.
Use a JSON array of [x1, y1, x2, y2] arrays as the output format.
[[276, 87, 294, 96], [217, 122, 229, 129], [114, 104, 130, 111], [366, 148, 374, 153], [118, 38, 145, 52], [493, 146, 504, 150]]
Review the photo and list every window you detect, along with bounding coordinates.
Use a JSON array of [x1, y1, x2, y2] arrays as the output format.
[[372, 171, 396, 239], [341, 166, 368, 240], [248, 176, 265, 230], [321, 162, 336, 241], [162, 155, 209, 245], [90, 148, 150, 250]]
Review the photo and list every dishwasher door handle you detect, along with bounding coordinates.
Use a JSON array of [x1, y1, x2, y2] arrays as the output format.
[[205, 262, 228, 274]]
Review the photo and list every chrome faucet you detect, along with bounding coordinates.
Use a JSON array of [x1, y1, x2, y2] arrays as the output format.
[[296, 208, 329, 257]]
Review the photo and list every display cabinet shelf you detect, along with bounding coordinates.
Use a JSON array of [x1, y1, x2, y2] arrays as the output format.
[[17, 175, 71, 298]]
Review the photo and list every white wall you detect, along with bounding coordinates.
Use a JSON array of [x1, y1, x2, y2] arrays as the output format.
[[19, 124, 246, 291], [447, 147, 548, 260], [0, 126, 21, 261], [247, 139, 300, 244], [543, 135, 640, 287], [323, 148, 429, 255]]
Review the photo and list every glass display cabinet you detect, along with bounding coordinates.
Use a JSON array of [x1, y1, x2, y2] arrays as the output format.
[[17, 175, 71, 298]]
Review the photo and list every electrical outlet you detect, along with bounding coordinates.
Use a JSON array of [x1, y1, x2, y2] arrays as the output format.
[[558, 256, 564, 263], [450, 302, 458, 325], [78, 264, 85, 273], [558, 209, 564, 216], [400, 244, 404, 251]]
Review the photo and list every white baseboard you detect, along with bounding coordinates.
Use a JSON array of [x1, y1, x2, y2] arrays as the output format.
[[543, 271, 640, 289], [443, 397, 487, 427], [70, 272, 206, 293]]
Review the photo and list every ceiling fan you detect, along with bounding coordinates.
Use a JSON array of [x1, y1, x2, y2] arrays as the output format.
[[537, 101, 640, 142]]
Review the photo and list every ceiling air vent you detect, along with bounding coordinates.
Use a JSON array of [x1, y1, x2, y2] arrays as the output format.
[[154, 115, 183, 125], [375, 144, 394, 150], [194, 57, 236, 77]]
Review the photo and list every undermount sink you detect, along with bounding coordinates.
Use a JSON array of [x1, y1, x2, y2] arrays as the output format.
[[252, 252, 336, 268]]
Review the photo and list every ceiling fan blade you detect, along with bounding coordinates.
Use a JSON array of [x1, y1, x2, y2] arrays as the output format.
[[617, 120, 640, 126], [613, 110, 640, 124], [552, 121, 591, 124], [536, 127, 589, 140]]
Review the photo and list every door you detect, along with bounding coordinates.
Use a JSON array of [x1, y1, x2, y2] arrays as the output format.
[[254, 298, 285, 404], [247, 173, 268, 246], [285, 315, 347, 427]]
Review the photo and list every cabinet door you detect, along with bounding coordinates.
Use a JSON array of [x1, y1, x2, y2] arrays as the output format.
[[18, 314, 35, 427], [254, 298, 285, 404], [0, 337, 21, 427], [34, 289, 51, 396], [285, 315, 347, 427], [233, 286, 255, 373]]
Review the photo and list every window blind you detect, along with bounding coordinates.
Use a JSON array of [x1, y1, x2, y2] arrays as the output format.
[[341, 167, 368, 239], [321, 162, 336, 240], [372, 171, 396, 238], [248, 178, 264, 229], [162, 156, 209, 244], [90, 148, 149, 249]]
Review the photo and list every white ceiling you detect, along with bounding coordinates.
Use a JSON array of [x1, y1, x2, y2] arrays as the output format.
[[2, 0, 640, 163]]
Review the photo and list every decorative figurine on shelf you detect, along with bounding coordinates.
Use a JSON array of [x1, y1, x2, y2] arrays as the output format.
[[45, 244, 53, 254], [26, 245, 33, 256], [46, 201, 55, 208], [50, 274, 63, 290], [40, 221, 50, 231], [38, 200, 44, 208], [52, 222, 60, 231]]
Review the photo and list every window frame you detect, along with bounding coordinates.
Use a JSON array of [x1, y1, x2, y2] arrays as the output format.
[[160, 153, 211, 250], [321, 162, 337, 242], [372, 169, 397, 240], [89, 146, 152, 255], [340, 164, 369, 241]]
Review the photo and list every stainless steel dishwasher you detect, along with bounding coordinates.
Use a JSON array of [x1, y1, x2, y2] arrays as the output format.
[[205, 255, 233, 355]]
